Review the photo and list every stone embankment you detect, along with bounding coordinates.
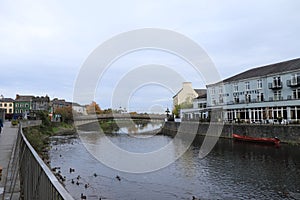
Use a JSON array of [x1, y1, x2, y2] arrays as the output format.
[[160, 121, 300, 144]]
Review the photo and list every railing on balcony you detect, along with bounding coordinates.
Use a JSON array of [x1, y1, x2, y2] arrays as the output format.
[[268, 82, 282, 89], [17, 125, 74, 200], [287, 79, 300, 87]]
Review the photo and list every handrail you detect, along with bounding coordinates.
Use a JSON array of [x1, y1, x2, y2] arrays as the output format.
[[18, 124, 74, 200]]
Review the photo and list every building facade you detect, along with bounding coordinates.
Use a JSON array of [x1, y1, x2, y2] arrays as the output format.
[[180, 93, 208, 120], [32, 96, 50, 111], [206, 58, 300, 123], [14, 95, 34, 115], [0, 95, 14, 115], [72, 103, 88, 115], [173, 82, 206, 108]]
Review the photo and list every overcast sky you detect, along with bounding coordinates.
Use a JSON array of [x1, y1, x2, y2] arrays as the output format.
[[0, 0, 299, 112]]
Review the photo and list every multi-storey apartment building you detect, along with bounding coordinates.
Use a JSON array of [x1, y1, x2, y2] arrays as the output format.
[[207, 58, 300, 123]]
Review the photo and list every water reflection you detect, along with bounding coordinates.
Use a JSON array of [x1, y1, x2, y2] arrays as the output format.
[[49, 130, 300, 200]]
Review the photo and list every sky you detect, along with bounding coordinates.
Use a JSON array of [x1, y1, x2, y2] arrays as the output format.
[[0, 0, 299, 113]]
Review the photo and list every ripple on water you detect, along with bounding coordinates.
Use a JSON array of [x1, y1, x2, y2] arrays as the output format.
[[48, 133, 300, 200]]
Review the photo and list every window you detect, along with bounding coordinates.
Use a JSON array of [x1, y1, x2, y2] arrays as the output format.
[[212, 99, 216, 105], [219, 86, 223, 94], [9, 103, 12, 107], [234, 96, 239, 103], [0, 103, 2, 107], [219, 97, 224, 104], [245, 82, 250, 91], [257, 80, 262, 89], [198, 103, 206, 108], [273, 76, 281, 87], [9, 109, 12, 113], [274, 91, 282, 101], [245, 94, 251, 102], [233, 83, 238, 92], [291, 73, 300, 85], [293, 89, 300, 99], [15, 103, 19, 107], [211, 87, 215, 95], [25, 103, 29, 107], [4, 103, 7, 107], [257, 93, 264, 102]]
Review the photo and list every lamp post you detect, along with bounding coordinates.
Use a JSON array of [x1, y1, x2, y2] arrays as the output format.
[[165, 108, 170, 119]]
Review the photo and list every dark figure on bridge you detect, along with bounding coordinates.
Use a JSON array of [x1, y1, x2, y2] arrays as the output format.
[[0, 119, 3, 134]]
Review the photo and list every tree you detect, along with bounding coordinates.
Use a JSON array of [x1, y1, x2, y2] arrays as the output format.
[[172, 102, 193, 118], [86, 101, 102, 115], [55, 106, 73, 123], [35, 110, 51, 126]]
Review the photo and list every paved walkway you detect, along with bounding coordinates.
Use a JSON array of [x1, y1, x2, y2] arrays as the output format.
[[0, 122, 20, 200]]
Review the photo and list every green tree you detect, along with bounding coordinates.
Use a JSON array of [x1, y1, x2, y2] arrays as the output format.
[[35, 110, 51, 126], [172, 102, 193, 118]]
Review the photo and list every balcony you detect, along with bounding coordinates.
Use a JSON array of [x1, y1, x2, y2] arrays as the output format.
[[287, 79, 300, 87], [268, 82, 282, 90]]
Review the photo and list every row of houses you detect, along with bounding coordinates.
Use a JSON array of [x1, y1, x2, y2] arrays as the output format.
[[0, 94, 87, 120], [174, 58, 300, 123]]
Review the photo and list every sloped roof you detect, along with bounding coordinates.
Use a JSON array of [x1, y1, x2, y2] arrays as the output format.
[[194, 89, 206, 96], [195, 93, 207, 99], [222, 58, 300, 83], [0, 98, 14, 102], [15, 95, 34, 102]]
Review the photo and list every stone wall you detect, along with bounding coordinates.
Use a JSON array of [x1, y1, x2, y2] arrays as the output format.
[[161, 122, 300, 144]]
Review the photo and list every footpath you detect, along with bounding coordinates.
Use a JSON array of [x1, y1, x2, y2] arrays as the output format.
[[0, 121, 20, 200]]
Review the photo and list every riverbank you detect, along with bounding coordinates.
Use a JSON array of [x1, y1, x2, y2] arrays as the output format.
[[161, 121, 300, 145], [22, 122, 76, 155]]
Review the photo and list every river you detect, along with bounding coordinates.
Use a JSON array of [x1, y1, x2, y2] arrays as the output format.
[[48, 121, 300, 200]]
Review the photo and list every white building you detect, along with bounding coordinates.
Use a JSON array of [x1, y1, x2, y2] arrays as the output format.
[[207, 58, 300, 123], [173, 82, 206, 108], [72, 103, 88, 115], [180, 93, 208, 120]]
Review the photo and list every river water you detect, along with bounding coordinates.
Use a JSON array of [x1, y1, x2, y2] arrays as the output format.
[[49, 122, 300, 200]]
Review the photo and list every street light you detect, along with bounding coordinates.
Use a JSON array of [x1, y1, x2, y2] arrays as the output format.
[[165, 108, 170, 118]]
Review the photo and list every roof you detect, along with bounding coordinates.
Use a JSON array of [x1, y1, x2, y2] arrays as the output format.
[[195, 93, 207, 99], [219, 58, 300, 84], [0, 98, 14, 102], [32, 96, 50, 102], [194, 89, 206, 96], [15, 95, 34, 102]]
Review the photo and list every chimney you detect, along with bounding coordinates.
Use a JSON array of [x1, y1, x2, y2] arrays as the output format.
[[16, 94, 20, 100], [183, 82, 192, 90]]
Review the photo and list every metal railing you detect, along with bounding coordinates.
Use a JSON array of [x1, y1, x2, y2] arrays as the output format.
[[17, 124, 74, 200]]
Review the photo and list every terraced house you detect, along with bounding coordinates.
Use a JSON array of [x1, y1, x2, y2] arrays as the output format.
[[14, 94, 34, 115], [0, 95, 14, 115], [207, 58, 300, 123]]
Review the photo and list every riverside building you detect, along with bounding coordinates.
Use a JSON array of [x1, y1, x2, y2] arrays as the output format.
[[206, 58, 300, 123]]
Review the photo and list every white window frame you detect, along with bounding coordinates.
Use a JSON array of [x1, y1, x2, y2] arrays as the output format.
[[245, 82, 250, 91], [233, 83, 238, 92], [257, 80, 262, 89]]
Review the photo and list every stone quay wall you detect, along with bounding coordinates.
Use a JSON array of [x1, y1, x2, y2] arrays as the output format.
[[161, 121, 300, 144]]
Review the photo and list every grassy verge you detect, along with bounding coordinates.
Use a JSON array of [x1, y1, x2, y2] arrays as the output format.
[[23, 122, 75, 155]]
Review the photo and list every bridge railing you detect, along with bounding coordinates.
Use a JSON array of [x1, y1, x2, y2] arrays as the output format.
[[17, 124, 74, 200]]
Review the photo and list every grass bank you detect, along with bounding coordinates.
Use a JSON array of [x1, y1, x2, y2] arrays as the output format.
[[23, 122, 75, 155]]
